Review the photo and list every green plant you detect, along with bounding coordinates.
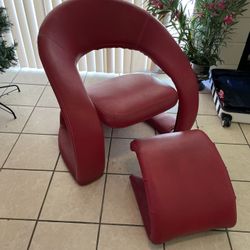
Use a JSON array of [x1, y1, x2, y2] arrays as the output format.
[[146, 0, 249, 66], [0, 7, 17, 73]]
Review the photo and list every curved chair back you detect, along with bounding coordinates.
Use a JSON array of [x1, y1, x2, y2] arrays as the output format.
[[39, 0, 198, 130], [38, 0, 198, 184]]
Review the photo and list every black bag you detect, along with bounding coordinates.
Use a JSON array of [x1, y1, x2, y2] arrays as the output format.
[[211, 69, 250, 113]]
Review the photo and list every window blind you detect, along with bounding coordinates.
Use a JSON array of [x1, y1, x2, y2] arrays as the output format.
[[0, 0, 153, 73]]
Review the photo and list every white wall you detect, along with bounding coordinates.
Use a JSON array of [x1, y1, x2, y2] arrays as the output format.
[[219, 1, 250, 69]]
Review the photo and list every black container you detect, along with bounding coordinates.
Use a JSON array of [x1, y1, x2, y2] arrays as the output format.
[[211, 69, 250, 113], [211, 69, 250, 127]]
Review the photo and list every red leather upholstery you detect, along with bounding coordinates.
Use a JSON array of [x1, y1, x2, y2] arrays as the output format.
[[130, 130, 237, 244], [146, 112, 176, 133], [87, 74, 178, 127], [38, 0, 198, 185]]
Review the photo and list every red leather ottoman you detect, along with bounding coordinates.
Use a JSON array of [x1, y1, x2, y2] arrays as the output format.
[[130, 130, 236, 244]]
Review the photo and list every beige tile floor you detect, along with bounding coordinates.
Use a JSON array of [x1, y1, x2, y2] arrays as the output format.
[[0, 68, 250, 250]]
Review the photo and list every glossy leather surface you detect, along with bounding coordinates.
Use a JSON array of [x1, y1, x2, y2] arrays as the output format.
[[87, 74, 178, 127], [130, 130, 237, 243], [146, 112, 176, 133], [38, 0, 198, 185]]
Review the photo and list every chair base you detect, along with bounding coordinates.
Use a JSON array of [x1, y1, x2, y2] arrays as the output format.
[[0, 84, 21, 119], [130, 130, 237, 244], [0, 102, 17, 119], [146, 113, 176, 133]]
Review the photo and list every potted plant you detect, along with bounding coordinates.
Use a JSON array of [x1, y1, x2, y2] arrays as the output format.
[[0, 7, 18, 118], [146, 0, 249, 89], [0, 7, 17, 72]]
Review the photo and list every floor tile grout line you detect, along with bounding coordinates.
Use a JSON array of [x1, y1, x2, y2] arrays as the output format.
[[1, 80, 41, 169], [16, 132, 59, 136], [0, 133, 20, 170], [214, 142, 250, 146], [26, 153, 60, 250], [196, 113, 218, 117], [105, 172, 131, 176], [95, 128, 113, 250], [226, 228, 234, 250], [111, 136, 153, 140], [0, 104, 59, 108], [211, 228, 227, 232], [0, 131, 57, 136], [9, 82, 48, 87], [0, 218, 36, 222], [0, 103, 33, 108], [0, 68, 21, 104], [1, 167, 140, 177], [99, 222, 144, 227], [6, 215, 250, 232], [0, 69, 19, 86], [231, 179, 250, 183], [0, 85, 47, 170], [0, 132, 62, 138], [36, 105, 59, 108], [238, 123, 249, 145], [11, 68, 48, 86], [0, 81, 12, 86], [4, 105, 59, 109], [227, 229, 250, 233], [0, 132, 154, 140], [2, 168, 55, 172], [106, 136, 249, 145], [1, 132, 109, 138], [16, 82, 47, 124], [213, 141, 248, 145], [0, 132, 59, 138], [0, 217, 145, 227], [37, 220, 99, 225], [10, 68, 22, 84], [0, 83, 12, 97], [0, 77, 48, 107]]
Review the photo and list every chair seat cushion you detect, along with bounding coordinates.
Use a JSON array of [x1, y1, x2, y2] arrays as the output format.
[[87, 74, 178, 127]]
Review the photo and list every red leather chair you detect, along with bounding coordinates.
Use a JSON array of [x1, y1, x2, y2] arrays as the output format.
[[38, 0, 198, 185]]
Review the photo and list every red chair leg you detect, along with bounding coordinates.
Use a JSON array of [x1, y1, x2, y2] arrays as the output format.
[[59, 113, 105, 185]]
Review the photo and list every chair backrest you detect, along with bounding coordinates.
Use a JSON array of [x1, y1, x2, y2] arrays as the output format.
[[38, 0, 198, 132]]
